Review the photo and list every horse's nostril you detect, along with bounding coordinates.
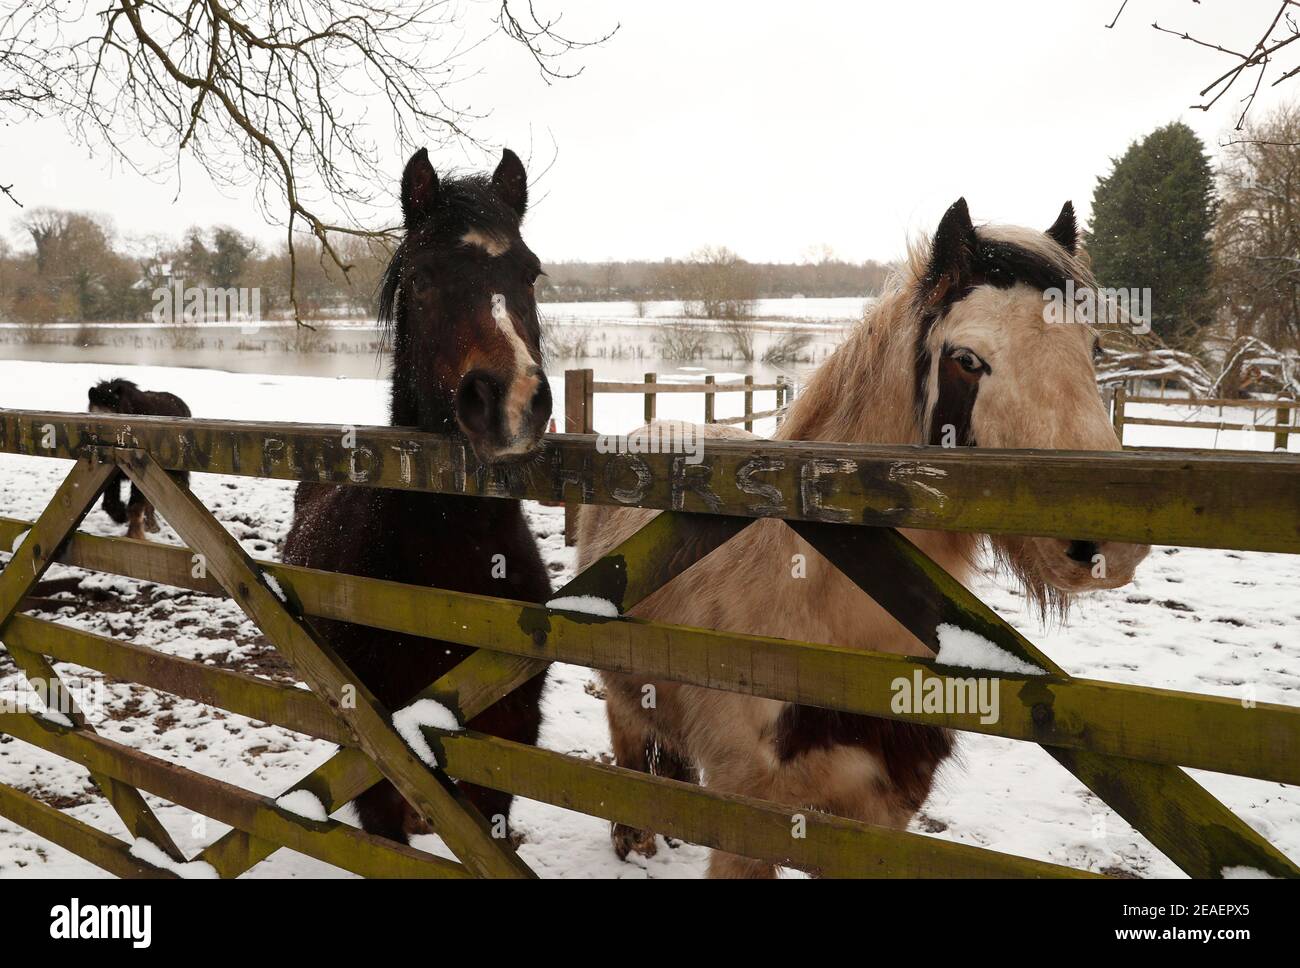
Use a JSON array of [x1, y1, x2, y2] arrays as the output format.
[[1065, 540, 1099, 564], [529, 377, 553, 434], [455, 372, 498, 437]]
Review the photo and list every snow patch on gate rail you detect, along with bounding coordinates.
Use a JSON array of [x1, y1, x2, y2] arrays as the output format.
[[545, 595, 619, 618], [935, 624, 1045, 676], [129, 838, 219, 879], [393, 699, 462, 768], [276, 789, 329, 822]]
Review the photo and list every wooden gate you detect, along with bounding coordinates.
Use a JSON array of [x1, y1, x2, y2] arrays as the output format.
[[0, 408, 1297, 877]]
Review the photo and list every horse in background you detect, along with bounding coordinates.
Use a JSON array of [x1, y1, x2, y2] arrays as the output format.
[[577, 198, 1151, 877], [282, 148, 553, 842], [87, 379, 191, 540]]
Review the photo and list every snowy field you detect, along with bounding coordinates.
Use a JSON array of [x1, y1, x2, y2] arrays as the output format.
[[0, 359, 1297, 878]]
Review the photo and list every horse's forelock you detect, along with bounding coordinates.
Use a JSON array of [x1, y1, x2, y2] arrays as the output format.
[[906, 222, 1097, 429], [378, 173, 522, 345]]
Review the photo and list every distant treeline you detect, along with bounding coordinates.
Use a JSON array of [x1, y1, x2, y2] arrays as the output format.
[[539, 255, 894, 305], [0, 212, 893, 327]]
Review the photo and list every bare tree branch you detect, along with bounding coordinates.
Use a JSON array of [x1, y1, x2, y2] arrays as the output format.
[[496, 0, 618, 84], [1111, 1, 1300, 135], [0, 0, 613, 323]]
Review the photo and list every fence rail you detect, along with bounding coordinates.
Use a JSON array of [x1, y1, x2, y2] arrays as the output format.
[[565, 369, 796, 540], [0, 406, 1297, 879], [1109, 385, 1297, 450]]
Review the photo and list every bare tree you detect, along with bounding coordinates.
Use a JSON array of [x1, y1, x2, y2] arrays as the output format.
[[1109, 1, 1300, 138], [677, 245, 758, 320], [1214, 102, 1300, 347], [0, 1, 615, 323]]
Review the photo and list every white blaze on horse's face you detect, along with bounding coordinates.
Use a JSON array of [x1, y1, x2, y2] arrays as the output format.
[[462, 229, 510, 257], [488, 292, 547, 456], [918, 203, 1149, 594]]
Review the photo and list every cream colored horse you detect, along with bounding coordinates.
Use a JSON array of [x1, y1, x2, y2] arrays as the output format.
[[577, 199, 1149, 877]]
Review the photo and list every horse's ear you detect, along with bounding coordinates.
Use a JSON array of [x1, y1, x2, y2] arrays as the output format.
[[1046, 201, 1077, 254], [922, 198, 977, 307], [492, 148, 528, 218], [401, 148, 439, 228]]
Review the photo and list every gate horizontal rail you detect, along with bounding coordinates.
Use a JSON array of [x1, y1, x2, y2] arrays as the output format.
[[1, 409, 1298, 552], [2, 517, 1296, 785], [0, 409, 1296, 879]]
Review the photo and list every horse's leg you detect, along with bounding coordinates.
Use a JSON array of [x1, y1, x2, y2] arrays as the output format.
[[126, 485, 147, 541], [100, 470, 128, 524], [698, 750, 782, 879], [457, 669, 548, 841], [353, 781, 411, 843], [602, 673, 668, 860], [358, 668, 548, 845]]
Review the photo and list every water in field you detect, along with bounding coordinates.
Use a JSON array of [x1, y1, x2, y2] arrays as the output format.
[[0, 297, 866, 391]]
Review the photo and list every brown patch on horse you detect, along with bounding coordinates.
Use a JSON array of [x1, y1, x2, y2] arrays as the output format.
[[772, 706, 954, 813], [927, 353, 981, 446]]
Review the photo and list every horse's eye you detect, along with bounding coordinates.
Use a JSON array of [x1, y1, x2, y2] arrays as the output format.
[[410, 269, 433, 295], [951, 348, 986, 374], [1092, 340, 1104, 362]]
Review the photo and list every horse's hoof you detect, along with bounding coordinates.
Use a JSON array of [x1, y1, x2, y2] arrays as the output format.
[[401, 801, 434, 838], [611, 822, 657, 860], [144, 518, 161, 534]]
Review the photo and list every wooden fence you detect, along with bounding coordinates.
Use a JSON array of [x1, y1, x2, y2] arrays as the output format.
[[1109, 385, 1297, 450], [0, 407, 1298, 878], [563, 368, 795, 542]]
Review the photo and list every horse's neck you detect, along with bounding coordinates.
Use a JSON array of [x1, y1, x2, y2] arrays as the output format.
[[771, 291, 978, 584], [388, 329, 455, 433], [775, 291, 920, 446]]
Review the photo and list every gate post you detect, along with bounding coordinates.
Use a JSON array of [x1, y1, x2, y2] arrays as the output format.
[[644, 372, 657, 423], [564, 368, 593, 546]]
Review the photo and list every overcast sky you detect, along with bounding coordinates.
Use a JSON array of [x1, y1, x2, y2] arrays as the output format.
[[2, 0, 1295, 264]]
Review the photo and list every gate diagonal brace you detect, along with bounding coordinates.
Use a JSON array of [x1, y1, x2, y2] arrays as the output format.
[[0, 454, 187, 862], [113, 447, 533, 879]]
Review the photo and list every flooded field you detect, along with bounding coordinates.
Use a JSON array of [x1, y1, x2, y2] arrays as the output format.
[[0, 297, 865, 389]]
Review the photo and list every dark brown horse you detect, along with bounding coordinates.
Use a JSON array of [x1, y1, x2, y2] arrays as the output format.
[[88, 379, 191, 539], [282, 148, 553, 842]]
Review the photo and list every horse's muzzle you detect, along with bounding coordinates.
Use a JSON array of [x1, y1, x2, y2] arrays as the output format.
[[455, 367, 551, 462]]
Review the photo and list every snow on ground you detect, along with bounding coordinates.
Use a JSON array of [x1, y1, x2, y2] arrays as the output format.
[[0, 359, 1297, 879]]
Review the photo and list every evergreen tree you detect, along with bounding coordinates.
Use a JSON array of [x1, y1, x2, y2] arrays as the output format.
[[1085, 122, 1216, 346]]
